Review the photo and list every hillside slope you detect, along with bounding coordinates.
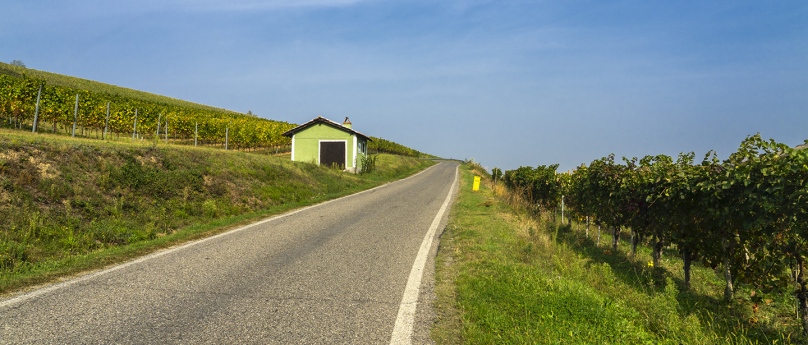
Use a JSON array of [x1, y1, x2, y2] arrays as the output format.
[[0, 62, 240, 115], [0, 129, 434, 293], [1, 62, 430, 157]]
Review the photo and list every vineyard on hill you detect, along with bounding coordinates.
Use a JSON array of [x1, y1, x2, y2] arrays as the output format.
[[0, 63, 426, 157], [368, 136, 427, 157], [502, 134, 808, 335], [0, 62, 240, 114]]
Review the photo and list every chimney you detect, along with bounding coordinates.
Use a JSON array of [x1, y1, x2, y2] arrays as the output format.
[[343, 117, 352, 129]]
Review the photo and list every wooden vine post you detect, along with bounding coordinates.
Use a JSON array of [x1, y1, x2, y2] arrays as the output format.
[[156, 113, 162, 140], [103, 102, 110, 140], [32, 85, 42, 133], [132, 109, 138, 140], [72, 94, 79, 137]]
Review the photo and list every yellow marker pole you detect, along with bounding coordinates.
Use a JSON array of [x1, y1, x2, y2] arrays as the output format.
[[472, 176, 481, 191]]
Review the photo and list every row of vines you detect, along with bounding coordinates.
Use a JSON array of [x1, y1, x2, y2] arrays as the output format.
[[0, 73, 426, 157], [1, 75, 295, 150], [503, 134, 808, 334], [368, 136, 425, 157], [0, 62, 238, 114]]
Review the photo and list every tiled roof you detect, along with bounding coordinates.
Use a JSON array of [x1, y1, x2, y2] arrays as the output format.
[[282, 116, 372, 141]]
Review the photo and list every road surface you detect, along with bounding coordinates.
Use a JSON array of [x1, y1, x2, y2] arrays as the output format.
[[0, 161, 459, 344]]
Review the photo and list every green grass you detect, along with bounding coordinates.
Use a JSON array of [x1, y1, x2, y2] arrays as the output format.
[[0, 128, 434, 294], [432, 164, 801, 344]]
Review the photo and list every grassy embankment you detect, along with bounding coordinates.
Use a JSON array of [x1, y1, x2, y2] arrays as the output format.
[[0, 129, 434, 294], [432, 162, 802, 344]]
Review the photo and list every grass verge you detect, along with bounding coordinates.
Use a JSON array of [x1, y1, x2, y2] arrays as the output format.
[[432, 163, 802, 344], [0, 129, 434, 295]]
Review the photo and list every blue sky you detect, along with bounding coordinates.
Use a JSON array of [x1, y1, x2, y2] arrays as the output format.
[[3, 0, 807, 172]]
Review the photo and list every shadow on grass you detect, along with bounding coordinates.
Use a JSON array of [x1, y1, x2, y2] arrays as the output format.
[[545, 222, 801, 343]]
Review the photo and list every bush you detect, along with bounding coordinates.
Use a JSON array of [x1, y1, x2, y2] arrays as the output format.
[[359, 154, 377, 174]]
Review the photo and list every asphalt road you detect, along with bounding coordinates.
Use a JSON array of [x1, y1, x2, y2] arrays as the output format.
[[0, 161, 459, 344]]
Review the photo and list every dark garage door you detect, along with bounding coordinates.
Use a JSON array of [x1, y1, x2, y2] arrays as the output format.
[[320, 142, 345, 169]]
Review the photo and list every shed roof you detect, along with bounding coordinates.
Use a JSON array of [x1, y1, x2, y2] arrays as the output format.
[[282, 116, 373, 141]]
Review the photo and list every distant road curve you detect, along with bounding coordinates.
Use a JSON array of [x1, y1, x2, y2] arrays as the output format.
[[0, 161, 460, 344]]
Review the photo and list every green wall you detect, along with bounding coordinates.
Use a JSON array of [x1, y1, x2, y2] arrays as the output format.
[[292, 123, 368, 170]]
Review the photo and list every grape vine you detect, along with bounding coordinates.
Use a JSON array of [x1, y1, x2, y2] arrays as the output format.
[[503, 135, 808, 334]]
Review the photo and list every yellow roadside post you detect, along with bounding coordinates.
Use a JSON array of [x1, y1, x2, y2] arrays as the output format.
[[472, 176, 481, 191]]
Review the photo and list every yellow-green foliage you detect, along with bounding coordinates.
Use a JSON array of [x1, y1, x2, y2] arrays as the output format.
[[0, 62, 238, 114], [368, 136, 425, 157]]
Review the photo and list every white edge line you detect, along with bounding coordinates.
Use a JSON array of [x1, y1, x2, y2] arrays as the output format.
[[389, 164, 459, 345], [0, 161, 445, 310]]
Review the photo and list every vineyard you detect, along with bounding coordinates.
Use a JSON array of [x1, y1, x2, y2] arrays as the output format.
[[0, 63, 426, 157], [0, 62, 241, 114], [367, 136, 427, 157], [502, 134, 808, 334]]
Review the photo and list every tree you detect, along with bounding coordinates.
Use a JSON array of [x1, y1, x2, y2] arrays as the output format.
[[491, 167, 503, 183], [10, 60, 26, 68]]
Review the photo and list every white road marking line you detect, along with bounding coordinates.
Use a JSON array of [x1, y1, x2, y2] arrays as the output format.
[[389, 164, 458, 345], [0, 162, 443, 309]]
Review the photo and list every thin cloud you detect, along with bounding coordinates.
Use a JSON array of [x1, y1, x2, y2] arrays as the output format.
[[148, 0, 377, 11], [27, 0, 381, 18]]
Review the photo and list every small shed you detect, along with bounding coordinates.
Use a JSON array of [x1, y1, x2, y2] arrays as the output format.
[[282, 116, 372, 173]]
